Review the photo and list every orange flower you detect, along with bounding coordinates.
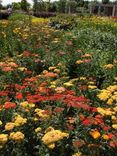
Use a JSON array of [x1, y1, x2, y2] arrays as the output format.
[[109, 141, 117, 148], [2, 67, 13, 72], [44, 72, 58, 78], [4, 102, 16, 109], [73, 139, 85, 148], [90, 129, 101, 139], [102, 134, 109, 140], [55, 87, 65, 93]]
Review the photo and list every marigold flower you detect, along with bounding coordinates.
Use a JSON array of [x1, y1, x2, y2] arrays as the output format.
[[35, 109, 50, 119], [48, 66, 56, 70], [18, 67, 27, 71], [104, 64, 114, 69], [64, 82, 74, 87], [97, 107, 114, 116], [4, 102, 16, 109], [5, 122, 15, 131], [42, 127, 69, 145], [90, 129, 101, 139], [82, 53, 92, 57], [109, 141, 117, 147], [107, 98, 113, 105], [102, 134, 109, 140], [9, 132, 24, 142], [88, 85, 97, 89], [55, 87, 65, 93], [0, 134, 8, 145], [16, 93, 23, 99], [35, 127, 42, 133], [73, 139, 85, 148], [112, 124, 117, 129], [13, 115, 27, 127], [44, 72, 58, 78], [76, 60, 83, 64], [0, 121, 2, 126], [2, 67, 13, 72], [72, 152, 83, 156]]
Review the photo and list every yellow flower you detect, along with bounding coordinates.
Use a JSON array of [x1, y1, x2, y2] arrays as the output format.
[[14, 115, 27, 127], [79, 77, 86, 80], [50, 81, 56, 85], [48, 143, 55, 149], [48, 66, 56, 70], [112, 115, 117, 122], [64, 82, 74, 87], [112, 124, 117, 129], [76, 60, 83, 64], [35, 109, 50, 119], [20, 101, 28, 108], [20, 101, 35, 108], [49, 85, 56, 88], [42, 70, 48, 74], [33, 117, 38, 121], [107, 98, 113, 105], [5, 122, 15, 131], [102, 134, 109, 140], [97, 107, 114, 116], [97, 90, 111, 101], [88, 81, 95, 84], [90, 130, 101, 139], [82, 53, 92, 57], [107, 85, 117, 92], [114, 77, 117, 81], [10, 132, 24, 142], [0, 134, 8, 145], [104, 64, 114, 69], [0, 121, 2, 126], [113, 106, 117, 112], [72, 152, 83, 156], [88, 85, 97, 89], [54, 69, 60, 73], [35, 127, 42, 133], [42, 128, 69, 146], [18, 67, 27, 71]]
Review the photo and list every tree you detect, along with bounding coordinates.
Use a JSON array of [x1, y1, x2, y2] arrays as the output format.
[[66, 0, 77, 14], [0, 0, 2, 10], [21, 0, 30, 12], [33, 0, 39, 13], [102, 0, 110, 4], [12, 2, 21, 10], [57, 0, 66, 13]]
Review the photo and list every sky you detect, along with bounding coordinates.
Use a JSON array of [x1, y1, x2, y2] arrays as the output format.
[[2, 0, 33, 6]]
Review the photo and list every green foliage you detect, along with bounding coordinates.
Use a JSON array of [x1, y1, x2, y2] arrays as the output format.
[[8, 13, 30, 21], [21, 0, 30, 12], [12, 2, 21, 10]]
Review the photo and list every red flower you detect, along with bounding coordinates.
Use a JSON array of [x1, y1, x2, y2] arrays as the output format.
[[23, 51, 31, 57], [83, 59, 91, 63], [4, 102, 16, 109], [0, 91, 8, 96], [82, 119, 91, 126], [102, 125, 111, 131], [54, 107, 64, 113], [73, 140, 85, 148], [109, 141, 117, 148], [66, 123, 75, 131], [108, 133, 114, 139], [16, 93, 23, 99]]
